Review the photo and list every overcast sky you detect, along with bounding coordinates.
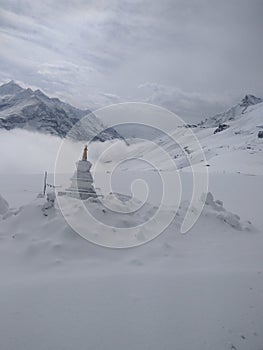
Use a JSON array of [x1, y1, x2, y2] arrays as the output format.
[[0, 0, 262, 121]]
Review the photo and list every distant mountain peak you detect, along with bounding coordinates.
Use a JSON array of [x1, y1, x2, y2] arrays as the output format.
[[240, 94, 262, 108], [4, 80, 16, 86], [34, 89, 45, 96], [0, 80, 24, 95], [200, 93, 263, 127]]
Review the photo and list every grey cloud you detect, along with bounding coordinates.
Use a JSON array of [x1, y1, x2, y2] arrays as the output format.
[[137, 82, 234, 121], [0, 0, 262, 120]]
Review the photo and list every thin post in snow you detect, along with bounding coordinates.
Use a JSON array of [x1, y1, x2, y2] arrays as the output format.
[[43, 171, 47, 196]]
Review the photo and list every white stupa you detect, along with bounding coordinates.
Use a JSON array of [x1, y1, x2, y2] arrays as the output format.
[[66, 145, 97, 200]]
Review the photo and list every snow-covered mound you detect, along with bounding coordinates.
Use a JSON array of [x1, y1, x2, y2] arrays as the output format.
[[0, 185, 262, 350], [203, 192, 253, 231], [0, 191, 255, 269], [0, 81, 121, 141]]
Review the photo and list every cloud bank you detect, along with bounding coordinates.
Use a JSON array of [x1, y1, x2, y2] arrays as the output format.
[[0, 0, 262, 120], [0, 129, 62, 174]]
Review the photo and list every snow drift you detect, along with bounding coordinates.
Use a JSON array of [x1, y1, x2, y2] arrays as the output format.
[[0, 190, 255, 267]]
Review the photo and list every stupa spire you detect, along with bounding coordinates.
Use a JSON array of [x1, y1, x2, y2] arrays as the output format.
[[82, 145, 88, 161]]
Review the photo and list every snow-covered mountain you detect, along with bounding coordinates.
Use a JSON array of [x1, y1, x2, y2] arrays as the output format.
[[0, 81, 121, 141], [200, 94, 263, 127], [179, 97, 263, 173], [111, 95, 263, 175]]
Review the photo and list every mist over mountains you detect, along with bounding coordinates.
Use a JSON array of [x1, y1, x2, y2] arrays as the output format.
[[0, 80, 262, 143]]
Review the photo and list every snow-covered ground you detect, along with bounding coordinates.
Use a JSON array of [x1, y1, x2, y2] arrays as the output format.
[[0, 99, 263, 350], [0, 167, 263, 349]]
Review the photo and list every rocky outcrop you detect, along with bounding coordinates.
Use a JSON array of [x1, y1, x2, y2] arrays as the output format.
[[214, 123, 230, 134]]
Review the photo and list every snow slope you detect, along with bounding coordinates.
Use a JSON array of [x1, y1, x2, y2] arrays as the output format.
[[200, 94, 263, 127], [112, 98, 263, 175]]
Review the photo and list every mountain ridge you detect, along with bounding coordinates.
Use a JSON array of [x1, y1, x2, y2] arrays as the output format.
[[200, 94, 263, 127], [0, 81, 120, 141]]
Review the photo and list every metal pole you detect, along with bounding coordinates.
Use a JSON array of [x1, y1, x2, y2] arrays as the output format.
[[43, 171, 47, 195]]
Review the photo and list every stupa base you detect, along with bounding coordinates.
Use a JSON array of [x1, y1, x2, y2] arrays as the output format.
[[65, 188, 97, 200]]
